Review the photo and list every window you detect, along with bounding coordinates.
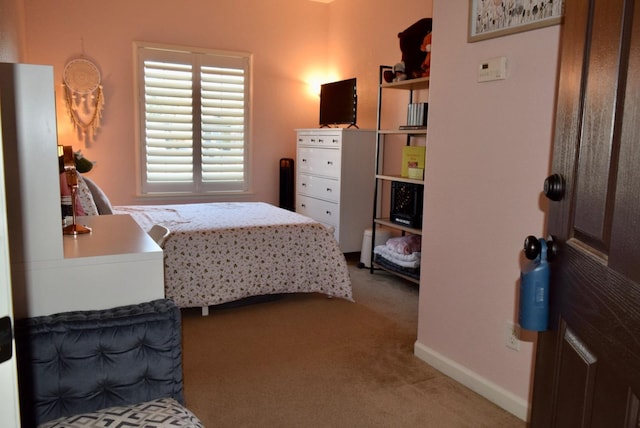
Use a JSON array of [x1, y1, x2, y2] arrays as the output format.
[[134, 42, 251, 195]]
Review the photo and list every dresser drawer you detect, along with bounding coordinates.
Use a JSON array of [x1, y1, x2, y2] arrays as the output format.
[[297, 173, 340, 203], [297, 147, 341, 178], [297, 133, 342, 147], [296, 194, 339, 227]]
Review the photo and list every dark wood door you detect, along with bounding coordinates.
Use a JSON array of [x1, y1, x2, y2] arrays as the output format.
[[530, 0, 640, 426]]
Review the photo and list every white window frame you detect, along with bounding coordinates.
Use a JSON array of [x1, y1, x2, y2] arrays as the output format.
[[133, 41, 252, 196]]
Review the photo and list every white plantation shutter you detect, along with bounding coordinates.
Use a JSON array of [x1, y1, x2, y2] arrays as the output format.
[[135, 42, 251, 194], [200, 65, 245, 183], [144, 60, 194, 185]]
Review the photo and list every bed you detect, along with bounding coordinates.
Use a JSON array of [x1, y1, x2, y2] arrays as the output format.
[[110, 202, 352, 310], [74, 176, 352, 311]]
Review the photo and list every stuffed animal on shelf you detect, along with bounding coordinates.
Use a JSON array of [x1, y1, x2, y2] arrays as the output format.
[[420, 31, 432, 77], [390, 62, 407, 82], [384, 17, 433, 82]]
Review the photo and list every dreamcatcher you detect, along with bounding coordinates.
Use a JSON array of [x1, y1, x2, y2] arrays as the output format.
[[63, 58, 104, 143]]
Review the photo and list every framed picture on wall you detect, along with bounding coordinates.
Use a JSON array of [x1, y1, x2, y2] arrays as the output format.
[[468, 0, 565, 42]]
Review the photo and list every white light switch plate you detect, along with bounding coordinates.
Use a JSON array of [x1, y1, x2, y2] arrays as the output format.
[[478, 57, 508, 82]]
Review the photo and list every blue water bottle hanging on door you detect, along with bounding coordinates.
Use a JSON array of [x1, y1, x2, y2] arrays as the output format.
[[519, 236, 556, 331]]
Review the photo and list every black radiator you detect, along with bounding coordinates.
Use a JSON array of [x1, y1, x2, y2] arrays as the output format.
[[279, 158, 294, 211]]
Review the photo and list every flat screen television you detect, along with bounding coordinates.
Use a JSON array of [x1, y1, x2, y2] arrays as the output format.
[[319, 78, 357, 127]]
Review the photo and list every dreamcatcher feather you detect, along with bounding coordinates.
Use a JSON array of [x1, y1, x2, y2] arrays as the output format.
[[63, 58, 104, 143]]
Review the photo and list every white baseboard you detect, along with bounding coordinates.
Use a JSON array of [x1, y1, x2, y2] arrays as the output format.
[[413, 341, 529, 422]]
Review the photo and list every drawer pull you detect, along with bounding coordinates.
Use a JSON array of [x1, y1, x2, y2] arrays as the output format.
[[326, 188, 332, 192], [319, 138, 324, 143], [327, 161, 333, 165], [332, 139, 338, 143], [301, 204, 306, 208], [325, 210, 332, 215], [302, 183, 307, 187], [302, 158, 307, 163]]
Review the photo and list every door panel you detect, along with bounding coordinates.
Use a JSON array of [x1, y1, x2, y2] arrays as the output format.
[[531, 0, 640, 425], [573, 0, 625, 251], [609, 0, 640, 281], [554, 324, 597, 427]]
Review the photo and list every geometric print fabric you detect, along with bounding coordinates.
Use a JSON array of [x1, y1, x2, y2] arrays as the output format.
[[39, 397, 204, 428]]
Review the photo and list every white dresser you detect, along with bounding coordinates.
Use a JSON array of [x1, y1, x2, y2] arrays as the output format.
[[295, 128, 375, 253]]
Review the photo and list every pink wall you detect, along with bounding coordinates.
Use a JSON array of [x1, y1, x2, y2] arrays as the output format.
[[22, 0, 330, 205], [20, 0, 433, 206], [415, 0, 559, 419], [0, 0, 26, 62], [326, 0, 433, 129]]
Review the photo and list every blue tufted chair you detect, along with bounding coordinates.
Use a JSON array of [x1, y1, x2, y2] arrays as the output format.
[[14, 299, 201, 427]]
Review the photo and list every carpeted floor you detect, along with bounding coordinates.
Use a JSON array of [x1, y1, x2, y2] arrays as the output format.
[[180, 258, 525, 427]]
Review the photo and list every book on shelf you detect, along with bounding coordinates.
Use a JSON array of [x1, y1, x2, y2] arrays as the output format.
[[405, 102, 428, 128], [401, 146, 426, 179]]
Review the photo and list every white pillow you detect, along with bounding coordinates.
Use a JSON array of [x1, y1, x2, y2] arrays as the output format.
[[80, 175, 113, 215], [76, 175, 98, 216]]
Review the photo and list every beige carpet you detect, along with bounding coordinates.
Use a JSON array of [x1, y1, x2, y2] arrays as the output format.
[[181, 259, 524, 427]]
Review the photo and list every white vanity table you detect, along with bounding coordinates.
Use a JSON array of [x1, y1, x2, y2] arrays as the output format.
[[13, 215, 164, 318], [63, 215, 158, 259], [1, 63, 165, 319]]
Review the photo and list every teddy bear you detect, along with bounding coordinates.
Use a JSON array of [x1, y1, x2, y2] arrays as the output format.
[[420, 31, 432, 77], [384, 18, 433, 83]]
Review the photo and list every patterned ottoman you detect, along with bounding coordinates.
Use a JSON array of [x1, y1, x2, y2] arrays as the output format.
[[39, 398, 203, 428], [15, 299, 203, 427]]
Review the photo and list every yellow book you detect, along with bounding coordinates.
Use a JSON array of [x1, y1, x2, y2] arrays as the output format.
[[401, 146, 426, 178]]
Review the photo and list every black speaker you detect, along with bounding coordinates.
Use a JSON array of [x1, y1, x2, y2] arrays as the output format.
[[390, 181, 423, 228], [279, 158, 294, 211]]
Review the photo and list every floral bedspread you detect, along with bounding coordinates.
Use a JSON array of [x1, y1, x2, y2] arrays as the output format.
[[113, 202, 352, 308]]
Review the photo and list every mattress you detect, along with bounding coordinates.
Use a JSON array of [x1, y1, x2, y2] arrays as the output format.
[[113, 202, 352, 308]]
